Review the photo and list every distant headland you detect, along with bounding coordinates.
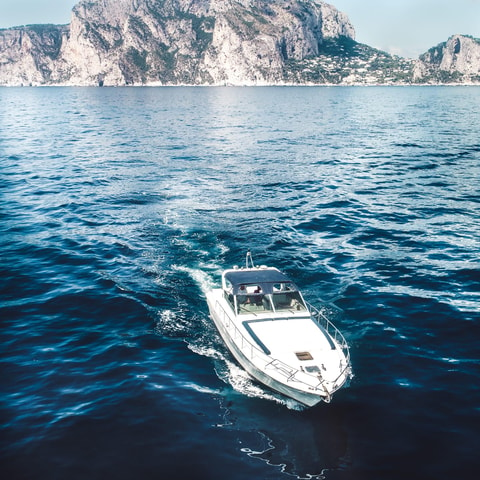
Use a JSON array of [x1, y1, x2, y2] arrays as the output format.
[[1, 0, 479, 86]]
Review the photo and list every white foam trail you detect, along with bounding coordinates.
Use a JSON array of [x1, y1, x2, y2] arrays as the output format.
[[172, 264, 217, 294], [154, 309, 189, 336], [217, 358, 305, 409], [180, 381, 221, 395]]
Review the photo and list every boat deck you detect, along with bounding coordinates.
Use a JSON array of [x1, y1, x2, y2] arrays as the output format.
[[243, 316, 335, 361]]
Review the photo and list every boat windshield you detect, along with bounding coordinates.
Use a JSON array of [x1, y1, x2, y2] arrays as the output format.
[[235, 284, 271, 314], [234, 282, 306, 314], [223, 268, 307, 314], [271, 290, 306, 312]]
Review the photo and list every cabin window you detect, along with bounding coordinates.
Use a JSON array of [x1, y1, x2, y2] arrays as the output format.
[[225, 291, 234, 309], [236, 284, 272, 313], [273, 282, 294, 292], [272, 291, 306, 311]]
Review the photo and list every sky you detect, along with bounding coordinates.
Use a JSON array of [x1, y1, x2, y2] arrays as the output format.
[[0, 0, 479, 58]]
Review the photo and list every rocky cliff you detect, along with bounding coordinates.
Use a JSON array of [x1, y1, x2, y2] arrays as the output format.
[[0, 1, 479, 86], [414, 34, 480, 84], [0, 0, 355, 86], [0, 24, 69, 85]]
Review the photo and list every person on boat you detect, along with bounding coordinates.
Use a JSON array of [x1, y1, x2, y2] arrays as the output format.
[[246, 286, 263, 306], [237, 285, 247, 305]]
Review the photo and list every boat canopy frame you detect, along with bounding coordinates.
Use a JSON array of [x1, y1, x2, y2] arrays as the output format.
[[223, 268, 299, 296]]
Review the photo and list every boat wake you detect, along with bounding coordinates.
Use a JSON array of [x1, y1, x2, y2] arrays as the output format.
[[188, 340, 304, 409], [172, 263, 217, 295]]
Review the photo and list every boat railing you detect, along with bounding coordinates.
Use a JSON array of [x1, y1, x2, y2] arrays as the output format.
[[214, 298, 271, 362], [307, 302, 350, 350], [213, 298, 351, 393], [307, 302, 351, 376]]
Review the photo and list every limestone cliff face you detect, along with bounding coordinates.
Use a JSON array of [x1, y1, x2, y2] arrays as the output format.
[[1, 2, 479, 86], [0, 24, 69, 85], [414, 35, 480, 83], [0, 0, 355, 86]]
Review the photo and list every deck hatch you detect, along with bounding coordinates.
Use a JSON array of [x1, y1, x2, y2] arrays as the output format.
[[296, 351, 314, 361]]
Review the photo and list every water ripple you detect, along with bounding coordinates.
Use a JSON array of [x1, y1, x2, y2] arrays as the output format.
[[1, 86, 479, 480]]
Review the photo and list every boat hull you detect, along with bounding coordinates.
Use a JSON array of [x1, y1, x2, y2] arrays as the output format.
[[207, 293, 330, 407]]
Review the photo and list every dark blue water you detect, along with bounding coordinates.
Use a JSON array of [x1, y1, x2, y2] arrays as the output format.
[[1, 86, 479, 480]]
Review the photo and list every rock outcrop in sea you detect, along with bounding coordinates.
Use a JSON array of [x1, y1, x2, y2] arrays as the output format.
[[0, 0, 479, 86]]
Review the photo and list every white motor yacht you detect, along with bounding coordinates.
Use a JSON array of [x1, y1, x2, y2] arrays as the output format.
[[206, 252, 352, 407]]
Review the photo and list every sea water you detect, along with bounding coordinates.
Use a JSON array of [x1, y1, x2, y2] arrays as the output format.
[[1, 86, 479, 479]]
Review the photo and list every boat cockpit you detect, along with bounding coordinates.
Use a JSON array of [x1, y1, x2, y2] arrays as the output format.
[[222, 268, 307, 315]]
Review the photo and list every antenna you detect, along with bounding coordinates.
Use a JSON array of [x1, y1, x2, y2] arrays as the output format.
[[246, 250, 254, 268]]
